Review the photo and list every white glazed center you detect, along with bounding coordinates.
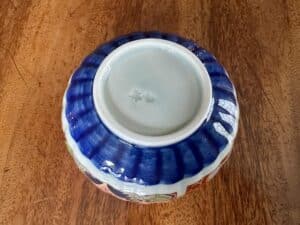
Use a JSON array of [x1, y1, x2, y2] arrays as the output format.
[[93, 39, 212, 147]]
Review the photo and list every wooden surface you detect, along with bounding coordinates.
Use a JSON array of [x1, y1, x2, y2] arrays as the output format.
[[0, 0, 299, 224]]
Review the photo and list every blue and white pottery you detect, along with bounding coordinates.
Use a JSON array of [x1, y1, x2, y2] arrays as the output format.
[[62, 31, 239, 203]]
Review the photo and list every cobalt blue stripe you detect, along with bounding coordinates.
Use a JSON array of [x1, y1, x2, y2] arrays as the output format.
[[210, 76, 233, 93], [70, 77, 94, 84], [66, 107, 94, 125], [136, 149, 161, 185], [193, 48, 216, 63], [66, 96, 94, 117], [95, 44, 117, 55], [160, 148, 182, 184], [204, 62, 227, 75], [190, 130, 220, 167], [204, 122, 229, 150], [71, 67, 97, 81], [173, 146, 185, 179], [95, 137, 124, 169], [81, 53, 106, 67], [68, 111, 100, 141], [214, 104, 236, 117], [211, 113, 234, 133], [162, 33, 180, 42], [177, 143, 201, 176], [181, 41, 198, 51], [78, 128, 109, 157], [213, 88, 237, 105], [109, 142, 127, 176], [129, 32, 146, 41], [89, 135, 112, 166], [187, 141, 204, 172], [117, 146, 141, 181]]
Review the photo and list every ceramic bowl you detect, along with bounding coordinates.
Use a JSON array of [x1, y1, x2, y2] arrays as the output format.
[[62, 31, 239, 203]]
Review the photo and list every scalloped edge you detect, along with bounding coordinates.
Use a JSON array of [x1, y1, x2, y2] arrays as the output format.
[[62, 89, 239, 196]]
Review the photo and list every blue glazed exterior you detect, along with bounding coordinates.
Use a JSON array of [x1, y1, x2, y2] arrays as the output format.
[[64, 32, 238, 187]]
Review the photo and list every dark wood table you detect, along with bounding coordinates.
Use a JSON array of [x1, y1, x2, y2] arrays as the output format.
[[0, 1, 299, 224]]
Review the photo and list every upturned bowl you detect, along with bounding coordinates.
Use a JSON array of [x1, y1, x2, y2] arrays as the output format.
[[62, 31, 239, 203]]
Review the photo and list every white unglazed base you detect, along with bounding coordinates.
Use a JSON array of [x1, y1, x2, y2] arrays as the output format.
[[93, 39, 212, 147]]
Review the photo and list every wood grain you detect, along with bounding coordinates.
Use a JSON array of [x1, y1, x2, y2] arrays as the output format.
[[0, 0, 299, 224]]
